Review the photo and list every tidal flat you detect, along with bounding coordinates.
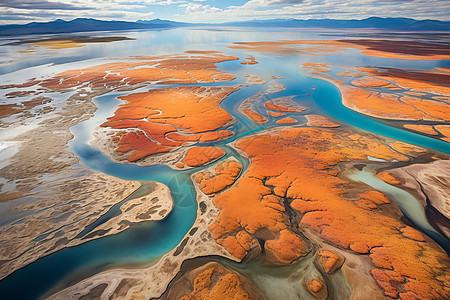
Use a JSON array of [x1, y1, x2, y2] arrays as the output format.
[[0, 28, 449, 299]]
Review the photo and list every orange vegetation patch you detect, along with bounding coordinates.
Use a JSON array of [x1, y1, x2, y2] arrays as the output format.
[[269, 75, 284, 79], [167, 130, 233, 144], [435, 125, 450, 142], [305, 115, 340, 128], [211, 127, 449, 298], [351, 76, 391, 88], [313, 67, 332, 73], [5, 90, 36, 98], [302, 63, 332, 73], [0, 96, 52, 118], [403, 124, 438, 136], [8, 54, 238, 91], [196, 160, 242, 196], [315, 249, 344, 274], [336, 71, 362, 77], [266, 110, 286, 117], [102, 86, 238, 161], [341, 39, 450, 60], [303, 63, 327, 68], [0, 104, 22, 118], [182, 146, 225, 167], [264, 96, 306, 113], [390, 141, 428, 157], [356, 67, 450, 96], [265, 229, 309, 264], [179, 266, 251, 300], [314, 74, 450, 122], [377, 171, 400, 185], [33, 40, 85, 50], [228, 40, 348, 56], [306, 277, 327, 299], [433, 96, 450, 101], [404, 91, 425, 97], [116, 131, 172, 162], [242, 107, 268, 124], [355, 190, 391, 210], [229, 39, 450, 60], [436, 66, 450, 73], [308, 279, 324, 293], [275, 117, 298, 124], [175, 162, 185, 169], [400, 226, 425, 242], [184, 50, 222, 54]]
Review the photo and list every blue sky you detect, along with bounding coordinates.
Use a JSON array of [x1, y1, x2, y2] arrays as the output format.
[[0, 0, 449, 25]]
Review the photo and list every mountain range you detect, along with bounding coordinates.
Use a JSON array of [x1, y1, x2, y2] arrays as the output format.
[[1, 17, 449, 36]]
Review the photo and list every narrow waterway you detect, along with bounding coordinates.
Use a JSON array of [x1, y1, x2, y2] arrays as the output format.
[[348, 168, 449, 253]]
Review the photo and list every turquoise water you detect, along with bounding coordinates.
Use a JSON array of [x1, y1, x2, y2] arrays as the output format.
[[312, 81, 450, 154], [0, 27, 449, 299], [349, 168, 449, 253]]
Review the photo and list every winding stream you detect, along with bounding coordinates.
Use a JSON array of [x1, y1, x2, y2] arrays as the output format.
[[349, 168, 449, 253]]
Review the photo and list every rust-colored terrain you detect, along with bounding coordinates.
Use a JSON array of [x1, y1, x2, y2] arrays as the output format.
[[195, 160, 243, 196], [305, 115, 340, 128], [229, 39, 450, 60], [300, 62, 450, 143], [166, 262, 262, 300], [2, 54, 238, 92], [207, 127, 449, 299], [101, 86, 238, 162], [182, 147, 226, 168], [275, 117, 298, 124], [264, 96, 306, 113]]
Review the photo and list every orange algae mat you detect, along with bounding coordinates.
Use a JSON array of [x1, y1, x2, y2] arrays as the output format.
[[305, 115, 340, 128], [403, 124, 438, 136], [3, 54, 238, 91], [264, 96, 306, 113], [266, 110, 286, 118], [242, 107, 268, 124], [435, 125, 450, 142], [275, 117, 298, 124], [101, 86, 238, 162], [182, 146, 225, 167], [229, 39, 450, 60], [309, 68, 450, 123], [196, 160, 243, 196], [179, 266, 252, 300], [209, 127, 449, 299], [300, 62, 450, 142], [357, 67, 450, 96]]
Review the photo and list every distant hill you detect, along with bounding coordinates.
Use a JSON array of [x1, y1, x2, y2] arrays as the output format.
[[221, 17, 450, 31], [0, 18, 175, 36], [136, 18, 190, 27], [1, 17, 449, 37]]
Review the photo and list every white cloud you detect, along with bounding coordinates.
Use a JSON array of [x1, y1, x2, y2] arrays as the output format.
[[243, 0, 305, 8], [0, 5, 156, 25], [1, 0, 450, 24], [178, 0, 450, 22], [0, 0, 178, 24], [180, 3, 222, 14]]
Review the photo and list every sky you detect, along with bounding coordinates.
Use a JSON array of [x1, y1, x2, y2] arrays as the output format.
[[0, 0, 449, 25]]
